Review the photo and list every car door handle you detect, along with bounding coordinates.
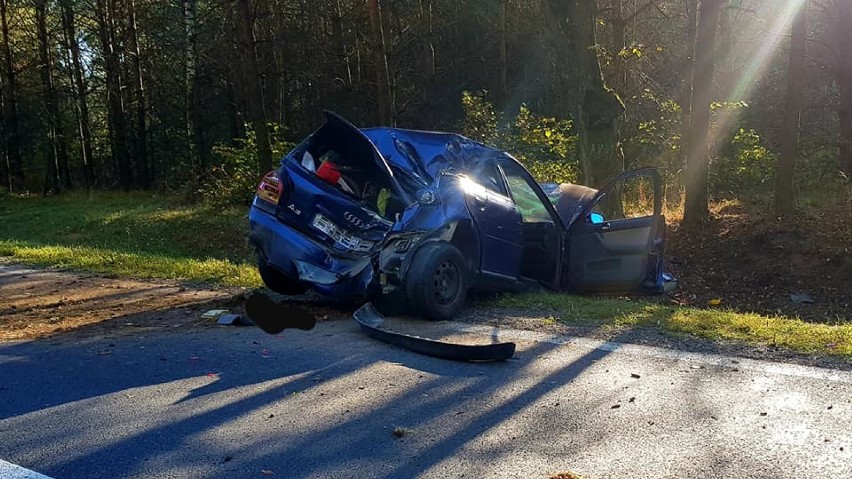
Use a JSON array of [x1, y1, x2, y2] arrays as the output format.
[[600, 222, 612, 231]]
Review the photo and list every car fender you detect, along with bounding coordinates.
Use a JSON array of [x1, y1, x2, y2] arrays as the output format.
[[395, 219, 480, 281]]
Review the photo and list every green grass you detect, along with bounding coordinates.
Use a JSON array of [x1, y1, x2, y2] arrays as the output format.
[[496, 292, 852, 358], [0, 192, 261, 287], [2, 192, 850, 358]]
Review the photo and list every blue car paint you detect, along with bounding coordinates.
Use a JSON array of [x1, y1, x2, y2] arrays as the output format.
[[249, 114, 530, 298], [249, 200, 378, 298], [379, 172, 524, 284], [249, 112, 672, 300]]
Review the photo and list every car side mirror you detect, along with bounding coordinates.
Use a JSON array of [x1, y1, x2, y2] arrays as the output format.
[[589, 212, 605, 224]]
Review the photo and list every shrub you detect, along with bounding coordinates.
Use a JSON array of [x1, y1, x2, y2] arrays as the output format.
[[202, 124, 294, 207], [459, 91, 579, 183], [711, 128, 776, 192]]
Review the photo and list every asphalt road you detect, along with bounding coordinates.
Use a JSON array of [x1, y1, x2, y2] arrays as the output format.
[[1, 318, 851, 479]]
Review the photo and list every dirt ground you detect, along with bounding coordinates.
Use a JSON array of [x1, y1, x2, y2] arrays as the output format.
[[0, 261, 357, 342], [0, 263, 248, 341], [667, 199, 852, 322]]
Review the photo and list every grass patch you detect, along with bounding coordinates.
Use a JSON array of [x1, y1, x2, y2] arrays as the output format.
[[2, 192, 850, 358], [0, 192, 261, 287], [496, 292, 852, 358]]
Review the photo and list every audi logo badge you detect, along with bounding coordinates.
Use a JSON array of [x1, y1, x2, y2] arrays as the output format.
[[344, 212, 364, 227]]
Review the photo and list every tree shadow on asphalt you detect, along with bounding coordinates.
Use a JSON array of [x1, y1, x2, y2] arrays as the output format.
[[0, 299, 782, 479], [0, 299, 630, 479]]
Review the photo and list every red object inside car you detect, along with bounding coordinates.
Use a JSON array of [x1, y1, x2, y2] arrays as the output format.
[[316, 161, 341, 185]]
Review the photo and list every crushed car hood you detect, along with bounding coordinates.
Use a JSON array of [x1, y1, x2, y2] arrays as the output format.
[[362, 128, 506, 184]]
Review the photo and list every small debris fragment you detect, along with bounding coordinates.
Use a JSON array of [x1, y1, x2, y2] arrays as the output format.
[[828, 405, 834, 410], [201, 309, 228, 319], [207, 372, 219, 378], [549, 472, 585, 479], [260, 470, 274, 476], [223, 456, 233, 463], [630, 373, 641, 379], [97, 351, 112, 356], [708, 298, 722, 306], [392, 427, 412, 438], [789, 293, 815, 304], [611, 404, 621, 409], [190, 356, 200, 360], [268, 414, 275, 419], [628, 397, 635, 403], [760, 412, 767, 416], [217, 313, 251, 326]]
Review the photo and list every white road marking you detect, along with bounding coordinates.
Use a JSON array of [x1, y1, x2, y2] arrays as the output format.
[[0, 460, 55, 479], [444, 322, 852, 383]]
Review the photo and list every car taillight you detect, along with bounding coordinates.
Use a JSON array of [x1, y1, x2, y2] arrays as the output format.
[[256, 171, 281, 205]]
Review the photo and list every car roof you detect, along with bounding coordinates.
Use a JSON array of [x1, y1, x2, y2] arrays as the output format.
[[360, 127, 524, 181]]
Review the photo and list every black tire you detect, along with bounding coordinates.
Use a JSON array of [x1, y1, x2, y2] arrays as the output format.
[[257, 258, 308, 295], [404, 242, 469, 321]]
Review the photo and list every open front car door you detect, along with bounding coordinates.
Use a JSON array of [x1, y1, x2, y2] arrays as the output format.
[[566, 168, 671, 294]]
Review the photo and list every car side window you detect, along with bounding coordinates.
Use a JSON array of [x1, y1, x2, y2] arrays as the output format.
[[500, 164, 554, 224], [592, 174, 656, 222], [470, 162, 508, 196]]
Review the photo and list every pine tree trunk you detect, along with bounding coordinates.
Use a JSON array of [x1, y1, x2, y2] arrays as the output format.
[[233, 0, 273, 174], [417, 0, 436, 125], [679, 0, 698, 175], [611, 0, 627, 96], [368, 0, 392, 125], [1, 73, 7, 191], [35, 0, 63, 195], [0, 0, 23, 191], [61, 0, 94, 189], [683, 0, 723, 228], [835, 0, 852, 175], [184, 0, 201, 174], [545, 0, 624, 188], [775, 1, 806, 215], [96, 0, 131, 189], [333, 0, 352, 89], [498, 0, 508, 101], [841, 70, 852, 176], [128, 0, 148, 188]]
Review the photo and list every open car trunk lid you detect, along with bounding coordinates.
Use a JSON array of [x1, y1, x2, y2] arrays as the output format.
[[273, 112, 410, 255]]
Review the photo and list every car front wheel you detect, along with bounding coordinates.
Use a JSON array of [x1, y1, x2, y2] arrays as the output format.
[[257, 257, 308, 295], [404, 242, 469, 321]]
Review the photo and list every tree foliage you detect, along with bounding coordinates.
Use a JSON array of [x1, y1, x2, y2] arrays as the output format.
[[0, 0, 846, 214]]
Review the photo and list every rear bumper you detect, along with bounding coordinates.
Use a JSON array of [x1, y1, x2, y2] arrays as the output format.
[[248, 203, 376, 297]]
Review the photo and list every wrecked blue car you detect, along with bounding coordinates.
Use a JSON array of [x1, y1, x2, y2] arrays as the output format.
[[248, 112, 675, 321]]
